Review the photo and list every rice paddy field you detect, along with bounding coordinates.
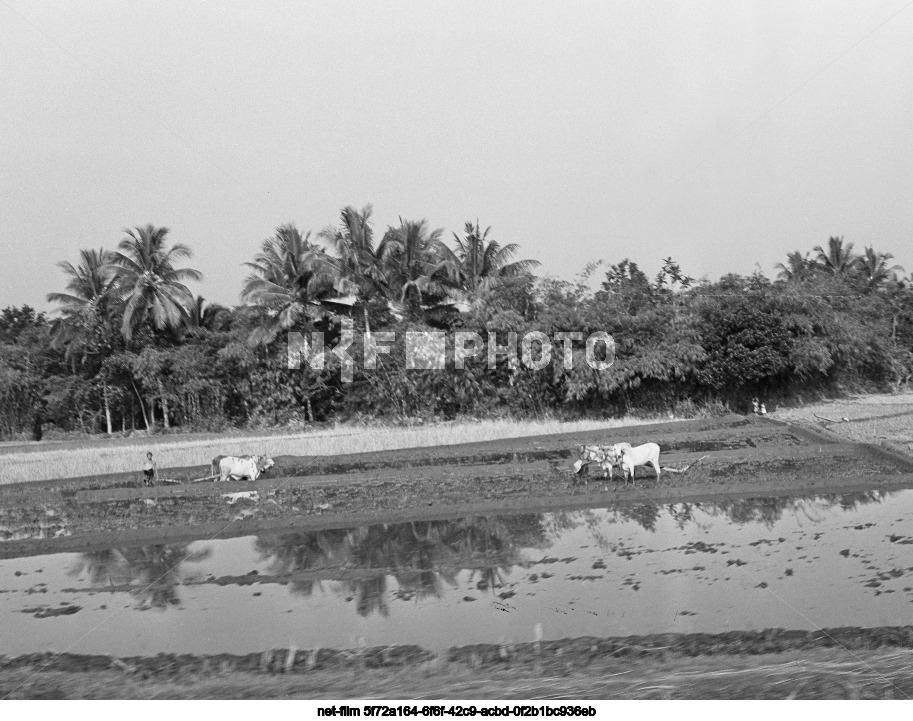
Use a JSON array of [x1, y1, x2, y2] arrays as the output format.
[[0, 418, 636, 486], [3, 400, 913, 699], [773, 392, 913, 454]]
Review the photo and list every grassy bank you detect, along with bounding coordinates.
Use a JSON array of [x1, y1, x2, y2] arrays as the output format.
[[0, 417, 649, 485]]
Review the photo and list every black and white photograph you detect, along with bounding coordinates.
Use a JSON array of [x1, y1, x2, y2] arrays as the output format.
[[2, 0, 913, 704]]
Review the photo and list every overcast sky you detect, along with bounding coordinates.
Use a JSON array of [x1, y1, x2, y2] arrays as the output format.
[[2, 0, 912, 311]]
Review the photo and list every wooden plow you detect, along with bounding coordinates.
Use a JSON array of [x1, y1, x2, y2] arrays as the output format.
[[190, 473, 220, 483], [147, 473, 219, 486], [660, 455, 708, 475]]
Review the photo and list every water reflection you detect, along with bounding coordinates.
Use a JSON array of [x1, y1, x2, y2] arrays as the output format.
[[68, 545, 211, 610], [699, 490, 886, 529], [255, 515, 551, 616], [581, 491, 888, 536], [65, 491, 891, 615]]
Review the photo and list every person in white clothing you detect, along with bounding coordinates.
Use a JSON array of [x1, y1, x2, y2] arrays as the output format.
[[142, 452, 157, 486]]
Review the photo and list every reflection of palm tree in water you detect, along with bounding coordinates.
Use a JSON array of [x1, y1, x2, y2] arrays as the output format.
[[254, 515, 551, 615], [345, 524, 397, 617], [69, 544, 210, 610], [389, 522, 457, 602], [706, 497, 804, 527], [837, 491, 884, 511], [469, 565, 506, 593], [68, 549, 128, 586], [440, 517, 521, 593], [618, 503, 662, 532], [666, 503, 698, 530], [120, 545, 211, 610], [346, 575, 389, 617], [254, 529, 350, 598], [253, 527, 393, 616]]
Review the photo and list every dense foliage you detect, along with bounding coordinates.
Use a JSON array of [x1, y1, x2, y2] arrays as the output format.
[[1, 221, 910, 439]]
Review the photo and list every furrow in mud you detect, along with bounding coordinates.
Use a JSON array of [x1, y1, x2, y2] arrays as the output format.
[[0, 415, 762, 494]]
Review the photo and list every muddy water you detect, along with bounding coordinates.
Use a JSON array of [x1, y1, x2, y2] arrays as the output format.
[[2, 490, 913, 657]]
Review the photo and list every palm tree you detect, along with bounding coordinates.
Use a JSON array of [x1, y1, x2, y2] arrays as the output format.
[[775, 251, 815, 282], [318, 205, 388, 334], [109, 226, 201, 430], [47, 248, 121, 433], [856, 247, 903, 291], [241, 224, 342, 345], [47, 248, 118, 355], [185, 295, 230, 334], [452, 221, 540, 295], [110, 225, 202, 340], [378, 218, 458, 319], [813, 236, 855, 277]]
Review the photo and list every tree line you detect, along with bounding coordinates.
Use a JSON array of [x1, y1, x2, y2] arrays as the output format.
[[0, 206, 910, 439]]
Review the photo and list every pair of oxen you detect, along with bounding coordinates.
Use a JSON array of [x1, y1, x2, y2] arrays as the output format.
[[210, 454, 275, 482], [573, 442, 661, 486]]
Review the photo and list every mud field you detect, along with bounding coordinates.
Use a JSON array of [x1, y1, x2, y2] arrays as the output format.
[[3, 414, 913, 699], [3, 414, 913, 553]]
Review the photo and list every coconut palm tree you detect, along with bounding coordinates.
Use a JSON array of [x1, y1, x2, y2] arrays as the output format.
[[108, 226, 201, 430], [47, 248, 118, 354], [184, 295, 231, 334], [319, 205, 377, 277], [242, 224, 343, 345], [110, 225, 202, 340], [775, 251, 815, 282], [318, 205, 389, 333], [378, 218, 459, 319], [452, 221, 540, 295], [855, 247, 903, 291], [813, 236, 856, 277], [47, 248, 123, 432]]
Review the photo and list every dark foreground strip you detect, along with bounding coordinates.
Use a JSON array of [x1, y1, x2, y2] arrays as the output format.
[[4, 625, 913, 677]]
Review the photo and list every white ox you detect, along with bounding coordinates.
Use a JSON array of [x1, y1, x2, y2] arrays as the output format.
[[217, 455, 275, 482], [575, 445, 609, 480], [574, 443, 634, 481], [619, 443, 661, 486]]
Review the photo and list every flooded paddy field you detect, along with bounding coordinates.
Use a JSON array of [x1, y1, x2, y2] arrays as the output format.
[[2, 489, 913, 658], [3, 414, 913, 698], [2, 415, 913, 551]]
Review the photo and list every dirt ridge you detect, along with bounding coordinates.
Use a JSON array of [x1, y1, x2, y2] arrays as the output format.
[[5, 625, 913, 677]]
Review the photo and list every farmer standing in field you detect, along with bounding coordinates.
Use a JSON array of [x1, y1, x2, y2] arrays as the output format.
[[142, 452, 157, 486]]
